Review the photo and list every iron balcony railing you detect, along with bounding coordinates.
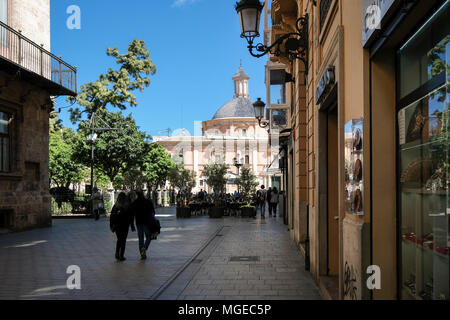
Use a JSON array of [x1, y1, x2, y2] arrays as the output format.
[[0, 20, 77, 95]]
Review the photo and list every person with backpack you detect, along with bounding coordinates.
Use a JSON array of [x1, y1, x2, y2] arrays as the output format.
[[129, 189, 157, 260], [256, 185, 267, 219], [110, 192, 135, 261], [269, 187, 280, 217]]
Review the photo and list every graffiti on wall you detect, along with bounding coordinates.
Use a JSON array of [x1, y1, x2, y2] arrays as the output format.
[[344, 261, 358, 300]]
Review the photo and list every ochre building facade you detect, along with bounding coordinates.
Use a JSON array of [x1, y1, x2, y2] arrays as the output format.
[[263, 0, 449, 300]]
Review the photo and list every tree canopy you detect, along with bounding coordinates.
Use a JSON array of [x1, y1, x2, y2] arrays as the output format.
[[143, 143, 175, 190], [236, 167, 259, 204], [49, 114, 86, 188], [204, 163, 228, 196], [68, 39, 157, 123], [73, 109, 150, 184]]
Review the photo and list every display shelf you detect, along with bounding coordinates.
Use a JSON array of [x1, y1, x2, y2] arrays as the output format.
[[402, 238, 450, 259], [399, 136, 447, 152], [401, 187, 448, 196]]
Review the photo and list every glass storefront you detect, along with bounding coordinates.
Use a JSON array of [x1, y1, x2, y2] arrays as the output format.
[[397, 0, 449, 300]]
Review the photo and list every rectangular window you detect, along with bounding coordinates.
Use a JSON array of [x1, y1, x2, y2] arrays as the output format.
[[320, 0, 332, 31], [0, 111, 11, 172], [0, 0, 8, 46]]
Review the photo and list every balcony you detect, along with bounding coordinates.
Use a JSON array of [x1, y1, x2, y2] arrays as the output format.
[[0, 21, 77, 96]]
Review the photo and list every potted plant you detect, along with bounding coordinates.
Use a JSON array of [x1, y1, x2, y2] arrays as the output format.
[[236, 167, 258, 218], [169, 164, 196, 218], [204, 163, 228, 218]]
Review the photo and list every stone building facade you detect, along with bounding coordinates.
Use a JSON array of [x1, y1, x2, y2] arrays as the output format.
[[155, 67, 271, 194], [0, 0, 77, 232]]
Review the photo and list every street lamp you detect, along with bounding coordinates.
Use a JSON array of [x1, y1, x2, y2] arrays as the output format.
[[235, 0, 309, 73], [86, 110, 120, 217], [253, 98, 269, 128], [233, 157, 243, 193]]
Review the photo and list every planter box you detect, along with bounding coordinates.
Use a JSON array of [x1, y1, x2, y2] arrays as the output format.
[[209, 207, 224, 219], [176, 207, 191, 218], [241, 207, 256, 218]]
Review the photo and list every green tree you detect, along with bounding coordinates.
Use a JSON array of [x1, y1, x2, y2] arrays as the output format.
[[68, 39, 157, 122], [143, 143, 175, 190], [235, 167, 258, 205], [49, 124, 86, 188], [204, 163, 228, 198], [73, 109, 149, 185], [169, 164, 196, 194]]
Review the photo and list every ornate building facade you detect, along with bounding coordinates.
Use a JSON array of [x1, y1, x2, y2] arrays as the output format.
[[154, 67, 272, 194]]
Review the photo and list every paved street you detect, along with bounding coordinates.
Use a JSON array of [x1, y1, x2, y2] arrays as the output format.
[[0, 207, 322, 300]]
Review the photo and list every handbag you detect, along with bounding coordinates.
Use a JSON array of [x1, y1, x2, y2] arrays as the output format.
[[149, 218, 161, 240]]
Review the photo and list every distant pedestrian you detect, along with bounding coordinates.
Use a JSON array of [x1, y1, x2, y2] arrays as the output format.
[[269, 187, 279, 217], [266, 187, 272, 213], [110, 192, 135, 261], [198, 189, 205, 201], [129, 189, 156, 260], [256, 185, 267, 219], [92, 187, 104, 221]]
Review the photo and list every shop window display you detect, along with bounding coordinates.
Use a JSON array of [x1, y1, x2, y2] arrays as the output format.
[[398, 1, 449, 300]]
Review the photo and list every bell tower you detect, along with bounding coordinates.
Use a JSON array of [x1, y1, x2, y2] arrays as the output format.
[[233, 62, 250, 98]]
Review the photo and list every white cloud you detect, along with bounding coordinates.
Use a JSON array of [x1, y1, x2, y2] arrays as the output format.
[[171, 0, 197, 8]]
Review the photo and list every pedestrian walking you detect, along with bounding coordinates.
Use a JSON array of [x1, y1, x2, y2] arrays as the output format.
[[92, 187, 104, 221], [256, 185, 267, 219], [269, 187, 279, 217], [129, 189, 156, 260], [110, 192, 135, 261], [267, 187, 272, 215]]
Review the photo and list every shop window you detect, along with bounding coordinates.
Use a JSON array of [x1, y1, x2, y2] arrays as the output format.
[[0, 111, 11, 172], [398, 1, 450, 100], [397, 1, 449, 300]]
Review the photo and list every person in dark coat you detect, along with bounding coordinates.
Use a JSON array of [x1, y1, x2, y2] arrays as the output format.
[[129, 190, 156, 260], [110, 192, 135, 261]]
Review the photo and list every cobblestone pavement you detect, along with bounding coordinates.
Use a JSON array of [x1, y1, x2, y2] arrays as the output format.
[[0, 206, 322, 300], [173, 209, 322, 300], [0, 207, 221, 300]]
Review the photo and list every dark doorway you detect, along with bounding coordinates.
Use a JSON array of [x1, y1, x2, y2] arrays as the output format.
[[326, 103, 339, 276]]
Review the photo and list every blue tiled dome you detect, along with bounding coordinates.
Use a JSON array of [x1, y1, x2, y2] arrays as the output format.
[[212, 97, 255, 120]]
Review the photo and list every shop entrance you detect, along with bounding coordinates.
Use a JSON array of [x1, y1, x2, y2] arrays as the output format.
[[318, 85, 340, 282], [326, 103, 339, 276]]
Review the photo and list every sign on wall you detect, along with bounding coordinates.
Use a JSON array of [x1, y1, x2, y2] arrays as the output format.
[[362, 0, 396, 47]]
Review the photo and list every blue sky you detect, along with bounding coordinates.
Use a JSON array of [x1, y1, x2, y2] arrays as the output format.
[[51, 0, 267, 137]]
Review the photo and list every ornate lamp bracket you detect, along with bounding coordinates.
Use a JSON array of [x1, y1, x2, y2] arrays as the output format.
[[245, 14, 309, 74]]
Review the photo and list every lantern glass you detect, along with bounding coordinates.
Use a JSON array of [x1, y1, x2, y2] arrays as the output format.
[[239, 7, 261, 38], [253, 98, 266, 120], [236, 0, 264, 39]]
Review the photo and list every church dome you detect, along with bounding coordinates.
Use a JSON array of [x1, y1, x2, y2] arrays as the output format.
[[212, 65, 255, 120], [212, 97, 255, 120]]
